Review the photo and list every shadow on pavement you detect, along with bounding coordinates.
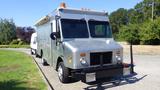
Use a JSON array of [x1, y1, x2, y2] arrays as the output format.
[[0, 80, 38, 90], [84, 73, 147, 90]]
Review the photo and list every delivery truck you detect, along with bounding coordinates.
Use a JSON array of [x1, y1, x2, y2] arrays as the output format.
[[35, 3, 131, 83]]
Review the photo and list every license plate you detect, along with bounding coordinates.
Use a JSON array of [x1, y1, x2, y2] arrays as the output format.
[[86, 73, 96, 82]]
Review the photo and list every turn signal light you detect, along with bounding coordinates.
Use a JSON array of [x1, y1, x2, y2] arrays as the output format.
[[80, 53, 86, 57]]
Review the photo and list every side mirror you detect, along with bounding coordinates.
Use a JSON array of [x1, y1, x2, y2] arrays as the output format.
[[50, 32, 56, 40]]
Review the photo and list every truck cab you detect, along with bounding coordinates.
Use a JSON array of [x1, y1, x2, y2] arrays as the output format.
[[35, 4, 131, 83]]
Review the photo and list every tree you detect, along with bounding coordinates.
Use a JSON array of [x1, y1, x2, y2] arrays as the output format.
[[109, 0, 160, 45], [109, 8, 128, 38], [119, 24, 140, 44], [140, 18, 160, 45], [0, 18, 16, 44]]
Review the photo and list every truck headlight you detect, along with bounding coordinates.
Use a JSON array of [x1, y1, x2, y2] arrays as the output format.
[[80, 57, 88, 65], [116, 51, 122, 64], [116, 55, 122, 64]]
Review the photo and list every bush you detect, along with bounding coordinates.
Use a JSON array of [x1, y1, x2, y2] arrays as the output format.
[[118, 18, 160, 45], [0, 45, 30, 48], [118, 24, 140, 44], [18, 41, 27, 45], [10, 39, 28, 45], [9, 39, 19, 45], [139, 19, 160, 45], [0, 18, 16, 44]]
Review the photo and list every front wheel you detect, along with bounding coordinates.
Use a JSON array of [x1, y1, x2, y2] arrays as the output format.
[[58, 62, 70, 83]]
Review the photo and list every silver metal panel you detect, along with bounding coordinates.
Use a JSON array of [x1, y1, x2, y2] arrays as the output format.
[[59, 8, 107, 16], [36, 21, 52, 65], [63, 39, 123, 69]]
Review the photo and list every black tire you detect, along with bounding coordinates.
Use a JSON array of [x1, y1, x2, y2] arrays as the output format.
[[41, 58, 48, 66], [112, 77, 121, 86], [30, 48, 33, 55], [58, 62, 70, 83], [35, 50, 38, 57], [40, 50, 43, 58], [112, 80, 121, 86]]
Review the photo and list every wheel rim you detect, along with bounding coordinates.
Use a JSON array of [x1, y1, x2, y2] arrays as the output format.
[[58, 65, 63, 81]]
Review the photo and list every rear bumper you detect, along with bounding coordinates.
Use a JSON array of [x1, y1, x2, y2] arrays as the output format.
[[71, 64, 131, 82]]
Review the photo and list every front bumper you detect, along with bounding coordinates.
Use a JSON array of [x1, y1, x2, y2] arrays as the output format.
[[71, 64, 131, 82]]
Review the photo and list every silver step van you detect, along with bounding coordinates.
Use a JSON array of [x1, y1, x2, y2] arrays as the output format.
[[35, 4, 131, 83]]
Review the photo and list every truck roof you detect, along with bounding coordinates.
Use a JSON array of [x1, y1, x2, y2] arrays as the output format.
[[35, 8, 108, 26], [57, 8, 107, 16]]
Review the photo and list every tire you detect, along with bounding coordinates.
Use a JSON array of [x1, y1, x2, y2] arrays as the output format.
[[41, 57, 48, 66], [35, 50, 38, 57], [112, 77, 121, 86], [30, 48, 33, 55], [58, 62, 70, 83], [112, 80, 121, 86], [40, 50, 43, 58]]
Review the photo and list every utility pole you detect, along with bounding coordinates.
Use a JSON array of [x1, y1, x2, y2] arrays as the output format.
[[152, 0, 154, 20]]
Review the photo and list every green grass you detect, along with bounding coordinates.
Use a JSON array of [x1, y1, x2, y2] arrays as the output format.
[[0, 50, 47, 90], [0, 45, 30, 48]]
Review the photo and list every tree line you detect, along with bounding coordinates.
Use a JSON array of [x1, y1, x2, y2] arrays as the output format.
[[109, 0, 160, 45], [0, 18, 35, 45]]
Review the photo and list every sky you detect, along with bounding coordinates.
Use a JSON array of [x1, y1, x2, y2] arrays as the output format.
[[0, 0, 142, 27]]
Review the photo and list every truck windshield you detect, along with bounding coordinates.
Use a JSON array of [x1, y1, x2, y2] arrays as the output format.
[[89, 20, 112, 38], [61, 19, 89, 38]]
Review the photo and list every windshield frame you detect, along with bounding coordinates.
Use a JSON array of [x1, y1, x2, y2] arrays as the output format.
[[60, 19, 89, 39], [60, 18, 113, 40]]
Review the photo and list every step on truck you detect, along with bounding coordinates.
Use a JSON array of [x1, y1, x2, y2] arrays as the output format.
[[35, 3, 132, 83]]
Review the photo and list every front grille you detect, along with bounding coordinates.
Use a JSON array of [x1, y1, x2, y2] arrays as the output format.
[[90, 52, 112, 66]]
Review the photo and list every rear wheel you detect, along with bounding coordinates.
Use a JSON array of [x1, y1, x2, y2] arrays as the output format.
[[30, 48, 33, 55], [41, 58, 48, 66], [58, 62, 70, 83], [35, 50, 38, 57], [41, 51, 48, 66]]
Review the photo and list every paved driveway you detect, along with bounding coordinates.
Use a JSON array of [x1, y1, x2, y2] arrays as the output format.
[[2, 48, 160, 90]]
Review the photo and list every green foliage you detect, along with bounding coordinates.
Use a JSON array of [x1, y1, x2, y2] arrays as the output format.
[[0, 18, 16, 45], [110, 0, 160, 45], [109, 8, 128, 35], [0, 45, 30, 48], [10, 39, 19, 45], [139, 18, 160, 45], [119, 24, 140, 44], [10, 39, 27, 45], [18, 41, 24, 45]]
